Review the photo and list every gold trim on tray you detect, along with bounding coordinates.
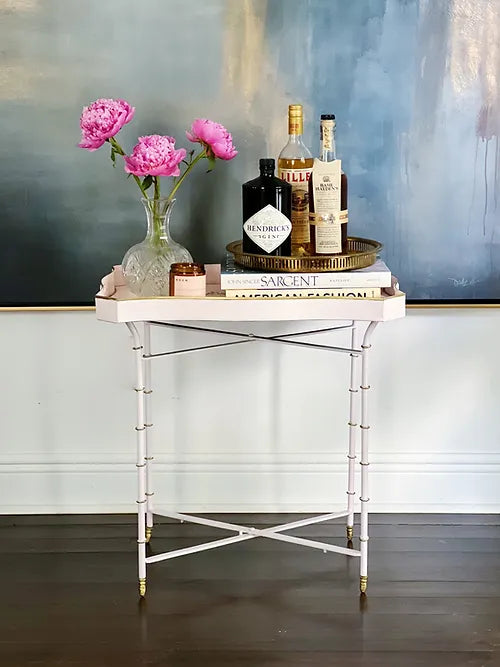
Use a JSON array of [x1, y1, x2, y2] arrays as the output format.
[[2, 303, 498, 311], [226, 237, 382, 272], [93, 292, 404, 302], [0, 306, 96, 312]]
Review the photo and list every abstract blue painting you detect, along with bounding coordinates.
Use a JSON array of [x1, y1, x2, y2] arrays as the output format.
[[0, 0, 498, 303]]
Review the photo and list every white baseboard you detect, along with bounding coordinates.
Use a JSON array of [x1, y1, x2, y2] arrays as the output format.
[[1, 452, 499, 514]]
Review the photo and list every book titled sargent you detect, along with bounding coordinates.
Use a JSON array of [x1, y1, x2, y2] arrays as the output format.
[[221, 259, 391, 290]]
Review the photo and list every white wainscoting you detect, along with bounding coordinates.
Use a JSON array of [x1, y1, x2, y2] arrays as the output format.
[[1, 309, 499, 514]]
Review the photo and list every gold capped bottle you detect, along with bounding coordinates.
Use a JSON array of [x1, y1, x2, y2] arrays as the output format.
[[308, 114, 348, 255], [278, 104, 313, 255]]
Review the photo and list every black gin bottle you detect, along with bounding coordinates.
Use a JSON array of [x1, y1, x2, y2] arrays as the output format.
[[242, 158, 292, 255]]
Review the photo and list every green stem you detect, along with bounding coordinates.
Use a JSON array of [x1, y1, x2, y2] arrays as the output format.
[[168, 149, 206, 201], [108, 137, 150, 200], [152, 176, 162, 244]]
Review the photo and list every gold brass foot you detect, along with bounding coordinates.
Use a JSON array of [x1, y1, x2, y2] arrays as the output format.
[[360, 576, 368, 594], [346, 525, 353, 540], [139, 578, 146, 597], [145, 526, 152, 543]]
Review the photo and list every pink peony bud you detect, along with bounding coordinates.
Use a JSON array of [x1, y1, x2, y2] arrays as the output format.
[[123, 135, 187, 177], [186, 119, 238, 160], [78, 98, 135, 151]]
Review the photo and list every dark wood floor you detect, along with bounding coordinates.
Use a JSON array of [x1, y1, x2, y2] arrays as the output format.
[[1, 514, 499, 666]]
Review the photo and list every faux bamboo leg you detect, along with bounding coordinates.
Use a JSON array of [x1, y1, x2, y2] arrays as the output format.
[[359, 322, 378, 594], [126, 323, 147, 597], [346, 322, 360, 541], [144, 323, 154, 544]]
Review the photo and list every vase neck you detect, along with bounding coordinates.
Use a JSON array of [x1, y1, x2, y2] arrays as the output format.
[[142, 197, 175, 245]]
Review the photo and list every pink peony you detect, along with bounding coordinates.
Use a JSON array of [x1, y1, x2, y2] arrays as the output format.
[[78, 98, 134, 151], [186, 119, 237, 160], [124, 135, 186, 177]]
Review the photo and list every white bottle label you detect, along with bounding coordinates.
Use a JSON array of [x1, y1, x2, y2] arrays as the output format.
[[314, 211, 347, 253], [243, 204, 292, 253], [312, 158, 341, 213], [320, 121, 335, 151], [173, 274, 206, 297], [310, 158, 346, 254]]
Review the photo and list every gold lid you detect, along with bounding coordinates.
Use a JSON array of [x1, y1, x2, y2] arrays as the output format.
[[170, 262, 205, 275], [288, 104, 303, 134], [288, 104, 303, 116]]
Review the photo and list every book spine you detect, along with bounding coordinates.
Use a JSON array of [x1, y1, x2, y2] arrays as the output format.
[[220, 273, 390, 289], [225, 288, 381, 299]]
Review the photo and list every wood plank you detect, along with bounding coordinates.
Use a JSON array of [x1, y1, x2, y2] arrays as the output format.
[[0, 606, 499, 652], [2, 535, 499, 555], [1, 549, 498, 581], [0, 649, 495, 667], [0, 512, 498, 527], [3, 521, 500, 541], [3, 581, 500, 616]]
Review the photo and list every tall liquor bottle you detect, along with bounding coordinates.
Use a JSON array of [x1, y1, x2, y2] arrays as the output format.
[[242, 158, 292, 256], [278, 104, 313, 255], [308, 114, 348, 255]]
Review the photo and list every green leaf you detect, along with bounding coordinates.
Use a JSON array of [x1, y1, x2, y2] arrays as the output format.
[[142, 175, 154, 191], [110, 145, 117, 168], [206, 155, 216, 173]]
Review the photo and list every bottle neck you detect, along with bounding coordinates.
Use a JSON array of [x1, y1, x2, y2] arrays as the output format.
[[320, 140, 336, 161], [260, 170, 274, 178], [287, 133, 305, 144], [319, 122, 337, 162], [288, 113, 303, 137], [280, 112, 312, 160]]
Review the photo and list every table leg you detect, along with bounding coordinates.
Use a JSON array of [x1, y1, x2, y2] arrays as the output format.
[[346, 322, 360, 542], [126, 323, 147, 597], [144, 323, 154, 544], [359, 321, 378, 594]]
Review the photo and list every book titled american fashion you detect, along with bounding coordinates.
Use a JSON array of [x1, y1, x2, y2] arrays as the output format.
[[220, 258, 391, 290], [225, 287, 382, 299]]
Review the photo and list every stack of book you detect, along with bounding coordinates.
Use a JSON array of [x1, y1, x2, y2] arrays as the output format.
[[220, 258, 394, 299]]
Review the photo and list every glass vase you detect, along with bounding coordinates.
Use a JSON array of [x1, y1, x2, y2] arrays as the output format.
[[122, 198, 192, 297]]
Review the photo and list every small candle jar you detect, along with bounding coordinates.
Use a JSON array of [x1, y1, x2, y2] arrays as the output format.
[[169, 263, 206, 297]]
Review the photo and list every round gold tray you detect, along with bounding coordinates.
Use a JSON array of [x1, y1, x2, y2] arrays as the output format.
[[226, 237, 382, 273]]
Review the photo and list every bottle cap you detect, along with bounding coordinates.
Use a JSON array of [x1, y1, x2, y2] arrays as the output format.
[[259, 158, 275, 170], [288, 105, 304, 134], [288, 104, 303, 116], [321, 114, 336, 120], [170, 262, 205, 275]]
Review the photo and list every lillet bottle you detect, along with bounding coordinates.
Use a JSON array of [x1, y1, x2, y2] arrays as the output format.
[[242, 158, 292, 256], [278, 104, 313, 255], [308, 114, 348, 255]]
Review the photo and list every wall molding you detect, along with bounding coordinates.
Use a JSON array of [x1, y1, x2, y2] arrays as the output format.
[[2, 450, 500, 467], [1, 451, 499, 514]]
